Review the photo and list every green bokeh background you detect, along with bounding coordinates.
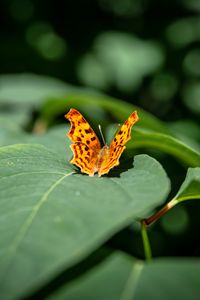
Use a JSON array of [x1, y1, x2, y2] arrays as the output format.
[[1, 0, 200, 119]]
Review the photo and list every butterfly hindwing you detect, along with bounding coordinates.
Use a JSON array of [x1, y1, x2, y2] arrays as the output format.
[[70, 143, 97, 176], [98, 145, 125, 176]]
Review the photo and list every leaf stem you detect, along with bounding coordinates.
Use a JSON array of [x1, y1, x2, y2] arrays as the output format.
[[140, 220, 152, 262], [144, 198, 178, 226]]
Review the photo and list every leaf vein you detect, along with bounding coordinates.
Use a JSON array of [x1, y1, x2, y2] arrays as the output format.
[[0, 171, 74, 282], [0, 171, 69, 180], [120, 261, 144, 300]]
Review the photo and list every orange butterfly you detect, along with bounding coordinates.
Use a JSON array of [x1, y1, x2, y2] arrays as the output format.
[[65, 108, 139, 177]]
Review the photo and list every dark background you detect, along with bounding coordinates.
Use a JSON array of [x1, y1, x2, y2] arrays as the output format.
[[0, 0, 200, 120]]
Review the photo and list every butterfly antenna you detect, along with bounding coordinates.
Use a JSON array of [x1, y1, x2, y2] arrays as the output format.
[[98, 124, 106, 145]]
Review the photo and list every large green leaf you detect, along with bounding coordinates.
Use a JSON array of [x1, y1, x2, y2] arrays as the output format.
[[0, 144, 170, 299], [48, 252, 200, 300]]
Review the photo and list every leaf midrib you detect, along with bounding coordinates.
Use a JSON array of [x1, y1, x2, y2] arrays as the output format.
[[0, 171, 74, 284], [120, 260, 144, 300], [0, 171, 68, 180]]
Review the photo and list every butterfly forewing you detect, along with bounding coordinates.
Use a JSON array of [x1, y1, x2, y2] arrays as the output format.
[[109, 111, 139, 151], [65, 108, 101, 176], [98, 111, 139, 176], [65, 108, 101, 150]]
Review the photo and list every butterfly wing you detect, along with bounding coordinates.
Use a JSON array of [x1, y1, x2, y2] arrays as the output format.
[[65, 108, 101, 176], [98, 111, 139, 176], [70, 144, 98, 176]]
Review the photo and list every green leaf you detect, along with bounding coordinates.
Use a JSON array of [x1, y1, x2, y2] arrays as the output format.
[[134, 258, 200, 300], [174, 168, 200, 202], [0, 124, 70, 161], [40, 94, 170, 134], [130, 128, 200, 167], [48, 253, 136, 300], [141, 167, 200, 227], [48, 252, 200, 300], [0, 144, 170, 299], [0, 74, 77, 128], [29, 125, 71, 161], [106, 125, 200, 167], [169, 120, 200, 152], [0, 74, 75, 105]]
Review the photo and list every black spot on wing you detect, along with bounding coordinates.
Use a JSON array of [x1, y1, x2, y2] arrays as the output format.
[[85, 128, 93, 134]]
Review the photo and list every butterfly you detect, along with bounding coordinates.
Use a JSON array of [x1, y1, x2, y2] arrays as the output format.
[[65, 108, 139, 177]]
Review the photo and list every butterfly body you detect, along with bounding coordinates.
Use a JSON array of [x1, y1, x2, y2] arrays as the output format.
[[94, 145, 110, 175], [65, 108, 139, 177]]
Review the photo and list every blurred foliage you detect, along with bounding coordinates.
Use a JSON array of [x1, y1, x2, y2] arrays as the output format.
[[0, 0, 200, 118]]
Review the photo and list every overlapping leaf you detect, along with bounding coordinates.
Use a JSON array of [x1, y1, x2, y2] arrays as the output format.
[[48, 252, 200, 300], [174, 167, 200, 202]]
